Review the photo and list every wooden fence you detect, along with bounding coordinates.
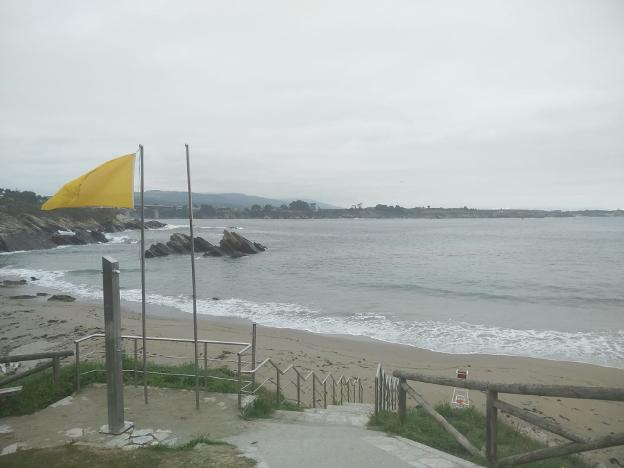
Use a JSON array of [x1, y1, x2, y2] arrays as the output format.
[[373, 367, 624, 466], [0, 350, 74, 397]]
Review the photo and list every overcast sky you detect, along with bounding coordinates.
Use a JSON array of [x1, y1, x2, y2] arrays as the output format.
[[1, 1, 622, 209]]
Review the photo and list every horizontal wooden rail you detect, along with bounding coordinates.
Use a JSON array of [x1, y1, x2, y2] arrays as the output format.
[[493, 399, 588, 444], [0, 350, 73, 363], [393, 370, 624, 401], [0, 360, 54, 386], [0, 386, 22, 398], [498, 432, 624, 465]]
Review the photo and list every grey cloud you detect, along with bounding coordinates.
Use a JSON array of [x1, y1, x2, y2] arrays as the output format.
[[0, 0, 622, 209]]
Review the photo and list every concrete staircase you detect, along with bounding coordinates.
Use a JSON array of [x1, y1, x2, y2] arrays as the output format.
[[227, 402, 480, 468], [273, 402, 373, 428]]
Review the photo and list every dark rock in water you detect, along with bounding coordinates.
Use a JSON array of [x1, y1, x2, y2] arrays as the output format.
[[145, 242, 172, 258], [36, 292, 48, 296], [220, 230, 262, 255], [167, 233, 192, 253], [9, 295, 37, 299], [145, 220, 166, 229], [146, 230, 265, 259], [212, 297, 220, 300], [1, 279, 27, 287], [30, 276, 39, 281], [48, 294, 76, 302], [193, 236, 214, 252], [90, 230, 108, 243]]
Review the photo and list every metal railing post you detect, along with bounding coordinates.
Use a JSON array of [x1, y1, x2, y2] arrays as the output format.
[[75, 341, 80, 392], [297, 371, 301, 407], [323, 379, 327, 409], [374, 374, 379, 416], [276, 366, 281, 406], [398, 377, 407, 423], [203, 342, 208, 392], [52, 356, 60, 388], [237, 353, 242, 410], [486, 390, 498, 467], [251, 323, 256, 385], [312, 372, 316, 408], [340, 378, 343, 404], [133, 338, 138, 387]]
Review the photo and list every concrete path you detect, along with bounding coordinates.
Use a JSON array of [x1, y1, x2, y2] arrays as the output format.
[[226, 403, 480, 468]]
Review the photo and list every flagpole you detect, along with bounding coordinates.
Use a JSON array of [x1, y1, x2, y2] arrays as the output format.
[[139, 144, 148, 404], [185, 144, 200, 410]]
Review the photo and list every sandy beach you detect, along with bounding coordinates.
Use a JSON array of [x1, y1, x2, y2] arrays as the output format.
[[1, 276, 623, 464]]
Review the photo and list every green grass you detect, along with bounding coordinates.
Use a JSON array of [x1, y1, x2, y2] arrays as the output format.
[[369, 405, 588, 468], [0, 357, 239, 418], [240, 389, 304, 419], [0, 437, 255, 468]]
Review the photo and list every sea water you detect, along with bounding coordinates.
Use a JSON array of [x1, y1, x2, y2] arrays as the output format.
[[1, 217, 623, 368]]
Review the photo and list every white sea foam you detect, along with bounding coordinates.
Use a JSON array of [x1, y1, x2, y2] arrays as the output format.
[[2, 266, 622, 369], [104, 233, 137, 244], [153, 224, 189, 230]]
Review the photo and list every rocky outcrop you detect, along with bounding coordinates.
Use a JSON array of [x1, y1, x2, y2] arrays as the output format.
[[0, 212, 167, 253], [145, 230, 266, 259], [48, 294, 76, 302]]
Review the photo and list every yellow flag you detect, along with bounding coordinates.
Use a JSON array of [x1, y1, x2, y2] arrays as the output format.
[[41, 154, 136, 210]]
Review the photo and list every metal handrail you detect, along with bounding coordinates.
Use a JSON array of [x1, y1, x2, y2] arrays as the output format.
[[74, 333, 252, 393], [239, 355, 366, 410], [74, 330, 367, 412]]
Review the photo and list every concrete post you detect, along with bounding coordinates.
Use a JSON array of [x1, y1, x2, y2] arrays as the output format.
[[101, 256, 132, 435]]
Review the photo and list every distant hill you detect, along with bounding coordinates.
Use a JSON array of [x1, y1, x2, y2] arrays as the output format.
[[135, 191, 340, 209]]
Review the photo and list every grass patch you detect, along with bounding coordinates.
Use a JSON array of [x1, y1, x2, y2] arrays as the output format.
[[241, 390, 303, 419], [0, 357, 238, 418], [0, 441, 255, 468], [369, 405, 588, 468]]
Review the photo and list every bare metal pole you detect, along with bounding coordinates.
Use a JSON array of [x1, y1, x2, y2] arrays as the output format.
[[185, 144, 200, 410], [139, 145, 148, 404]]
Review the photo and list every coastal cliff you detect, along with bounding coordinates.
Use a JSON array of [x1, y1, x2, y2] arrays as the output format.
[[0, 211, 165, 252], [0, 188, 165, 252]]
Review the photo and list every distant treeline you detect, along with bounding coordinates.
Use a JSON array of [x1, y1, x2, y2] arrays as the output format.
[[2, 189, 621, 220], [144, 199, 623, 220]]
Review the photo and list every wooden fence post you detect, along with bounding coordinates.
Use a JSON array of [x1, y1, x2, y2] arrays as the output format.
[[398, 377, 407, 423], [486, 390, 498, 467]]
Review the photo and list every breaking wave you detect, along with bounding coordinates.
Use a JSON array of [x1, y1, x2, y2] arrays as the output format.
[[1, 266, 622, 369]]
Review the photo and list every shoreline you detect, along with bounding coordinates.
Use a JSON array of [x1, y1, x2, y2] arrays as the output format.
[[1, 275, 624, 463], [8, 271, 624, 371]]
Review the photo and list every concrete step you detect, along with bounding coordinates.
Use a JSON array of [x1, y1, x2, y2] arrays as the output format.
[[274, 402, 373, 427]]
